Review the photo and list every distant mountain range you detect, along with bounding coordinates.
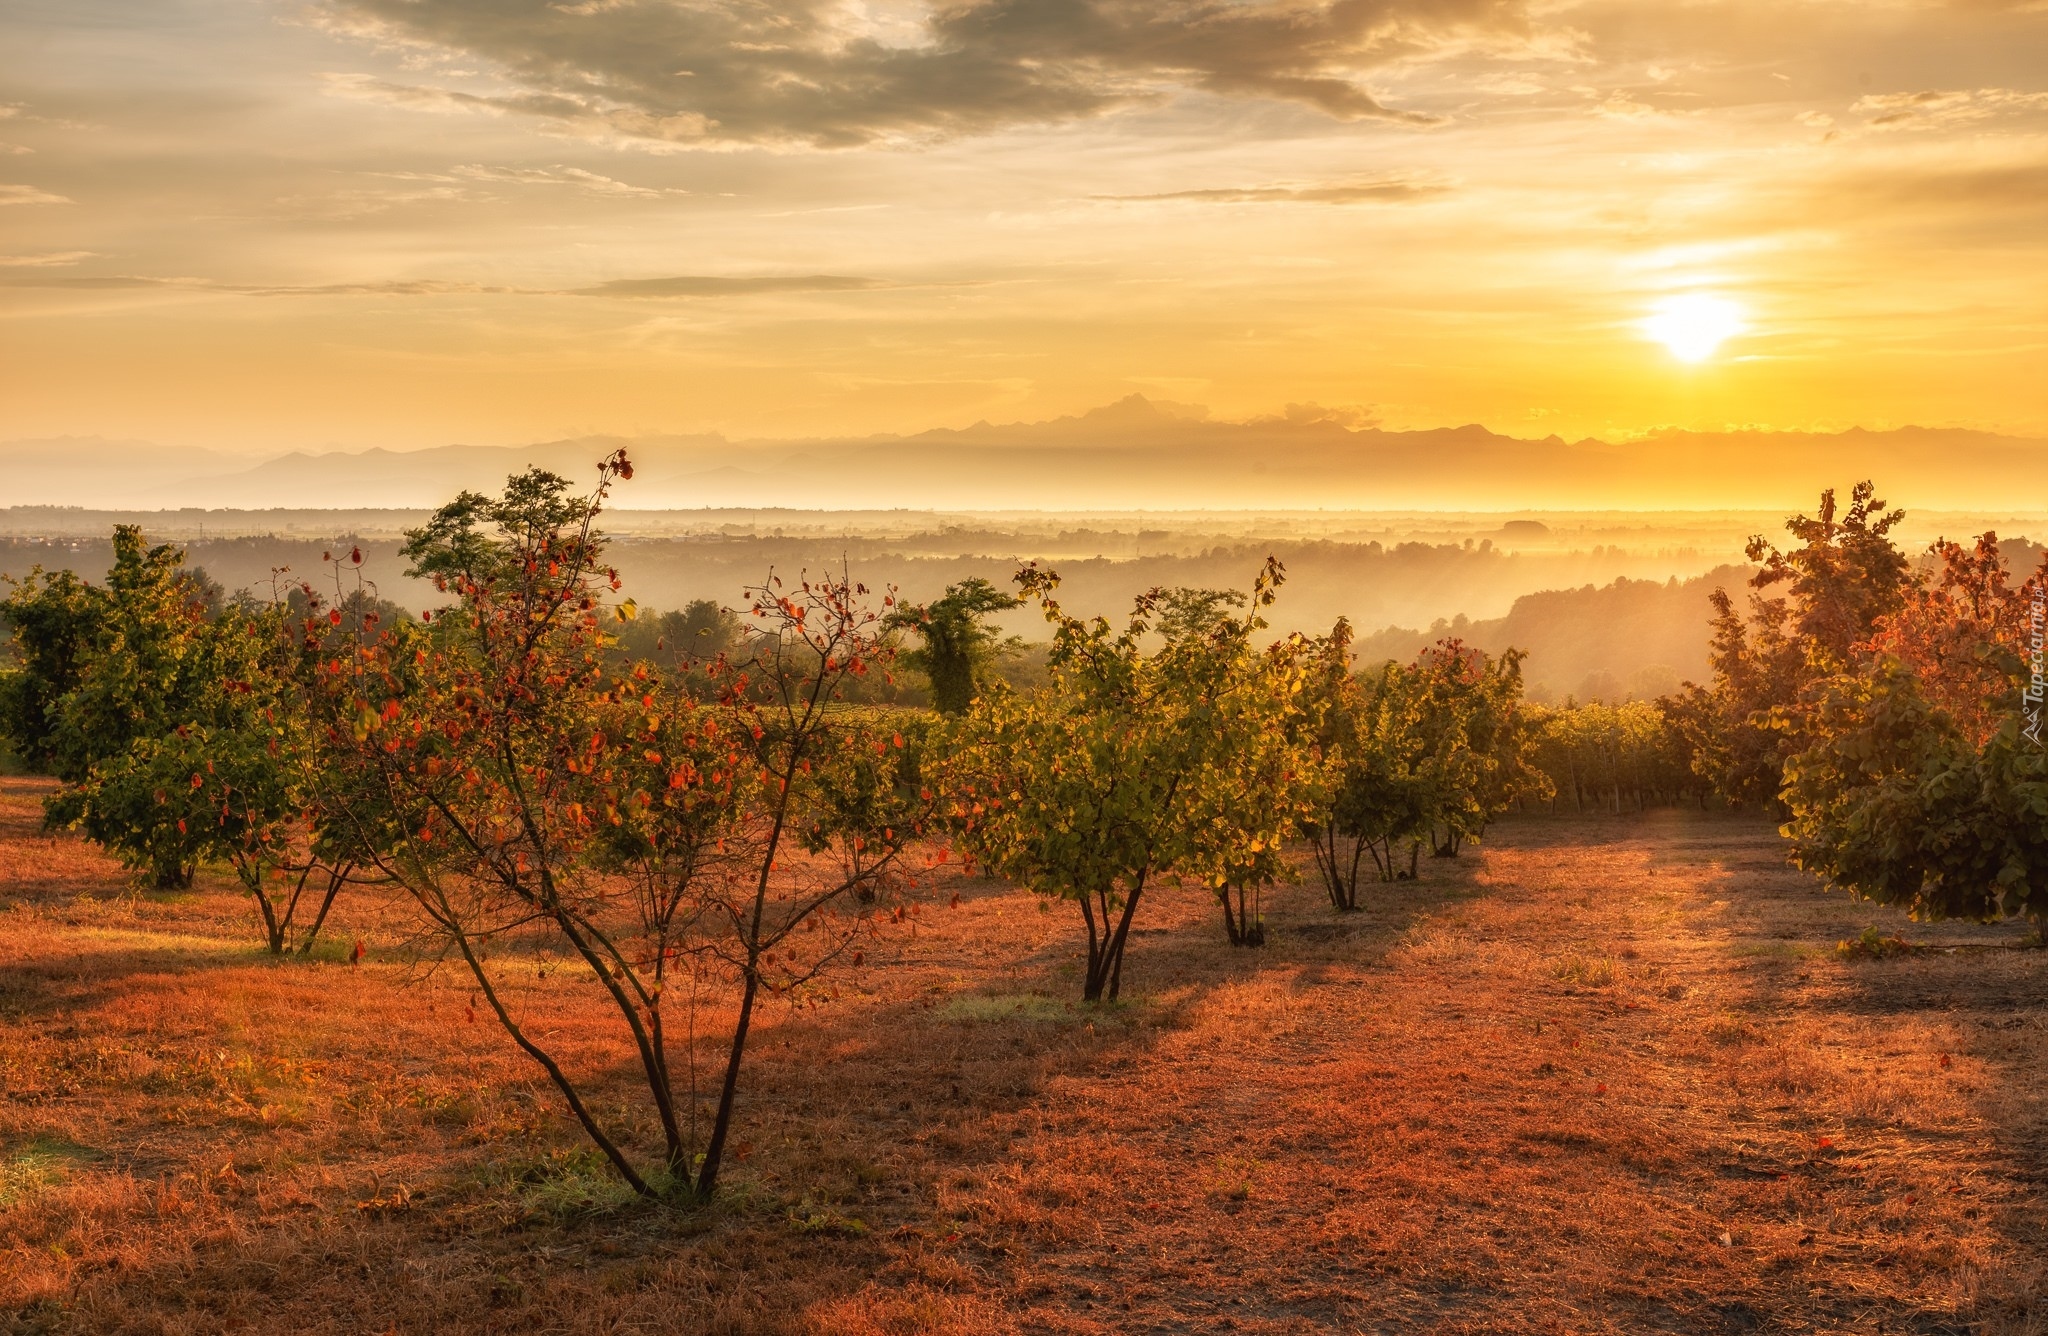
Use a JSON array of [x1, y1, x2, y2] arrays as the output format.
[[10, 396, 2047, 511]]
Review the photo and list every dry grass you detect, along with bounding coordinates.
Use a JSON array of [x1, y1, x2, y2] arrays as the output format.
[[2, 777, 2045, 1333]]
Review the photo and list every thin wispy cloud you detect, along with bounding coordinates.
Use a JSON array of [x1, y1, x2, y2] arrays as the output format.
[[1096, 179, 1450, 205], [1855, 87, 2048, 128], [0, 251, 94, 266], [572, 275, 883, 297], [0, 184, 70, 206], [451, 163, 682, 196], [0, 272, 887, 298]]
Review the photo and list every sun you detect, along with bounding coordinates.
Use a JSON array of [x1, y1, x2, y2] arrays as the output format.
[[1640, 293, 1747, 363]]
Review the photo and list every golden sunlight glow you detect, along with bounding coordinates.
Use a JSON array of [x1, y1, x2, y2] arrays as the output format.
[[4, 0, 2046, 453], [1640, 294, 1747, 364]]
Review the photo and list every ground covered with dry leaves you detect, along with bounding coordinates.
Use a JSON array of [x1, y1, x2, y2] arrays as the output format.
[[2, 773, 2045, 1334]]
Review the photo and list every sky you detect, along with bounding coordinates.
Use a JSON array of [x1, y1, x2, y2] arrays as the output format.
[[2, 0, 2046, 458]]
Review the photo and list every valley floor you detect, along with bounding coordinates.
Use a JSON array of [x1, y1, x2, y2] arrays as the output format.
[[1, 776, 2044, 1334]]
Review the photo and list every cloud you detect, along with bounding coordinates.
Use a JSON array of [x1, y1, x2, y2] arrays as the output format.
[[1246, 401, 1382, 429], [0, 251, 94, 267], [1842, 159, 2048, 213], [313, 0, 1528, 147], [1856, 87, 2048, 129], [571, 275, 884, 297], [451, 163, 680, 196], [1096, 178, 1449, 205], [0, 275, 208, 290], [0, 183, 70, 206], [0, 271, 888, 298]]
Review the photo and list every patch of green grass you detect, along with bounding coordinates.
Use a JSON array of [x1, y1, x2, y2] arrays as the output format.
[[1835, 925, 1917, 961], [1, 1134, 96, 1207], [1552, 952, 1618, 987], [938, 992, 1083, 1023], [1725, 940, 1829, 961], [1205, 1154, 1263, 1202], [480, 1145, 655, 1219], [787, 1200, 869, 1236]]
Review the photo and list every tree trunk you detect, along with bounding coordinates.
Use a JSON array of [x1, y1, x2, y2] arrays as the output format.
[[1219, 885, 1265, 947], [1312, 828, 1364, 912], [1084, 879, 1147, 1002], [695, 965, 760, 1200], [297, 864, 349, 956]]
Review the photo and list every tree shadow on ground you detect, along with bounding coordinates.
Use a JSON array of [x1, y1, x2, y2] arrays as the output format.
[[7, 853, 1478, 1335]]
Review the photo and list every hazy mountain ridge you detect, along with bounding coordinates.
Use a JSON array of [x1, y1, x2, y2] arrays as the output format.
[[12, 396, 2046, 511]]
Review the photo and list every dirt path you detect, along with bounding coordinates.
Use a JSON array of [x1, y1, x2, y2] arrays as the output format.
[[908, 813, 2047, 1334]]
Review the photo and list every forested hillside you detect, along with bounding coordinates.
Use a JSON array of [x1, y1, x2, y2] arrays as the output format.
[[1353, 568, 1748, 702]]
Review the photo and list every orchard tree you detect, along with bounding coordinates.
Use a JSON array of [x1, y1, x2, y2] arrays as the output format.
[[37, 529, 242, 888], [1415, 640, 1544, 857], [0, 568, 100, 773], [1161, 587, 1324, 948], [1529, 700, 1695, 813], [944, 558, 1291, 998], [1302, 638, 1538, 897], [1863, 532, 2048, 745], [1781, 663, 2048, 932], [597, 581, 931, 1198], [1781, 534, 2048, 934], [317, 457, 922, 1200], [1676, 588, 1807, 808], [1686, 481, 1910, 808], [1304, 655, 1435, 892], [1749, 480, 1910, 666], [184, 574, 389, 954], [2, 533, 371, 939], [1298, 621, 1374, 912]]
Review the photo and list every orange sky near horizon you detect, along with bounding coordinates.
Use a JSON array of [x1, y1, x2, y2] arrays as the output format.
[[2, 0, 2046, 460]]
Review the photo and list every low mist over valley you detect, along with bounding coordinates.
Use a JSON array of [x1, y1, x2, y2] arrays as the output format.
[[8, 497, 2043, 703]]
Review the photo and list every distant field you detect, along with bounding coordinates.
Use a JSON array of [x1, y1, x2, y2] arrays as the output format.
[[2, 777, 2043, 1334]]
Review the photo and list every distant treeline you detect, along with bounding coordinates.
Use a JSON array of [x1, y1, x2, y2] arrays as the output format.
[[1, 532, 1717, 698]]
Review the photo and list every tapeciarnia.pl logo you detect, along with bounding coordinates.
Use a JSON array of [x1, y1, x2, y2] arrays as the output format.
[[2026, 588, 2046, 745]]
